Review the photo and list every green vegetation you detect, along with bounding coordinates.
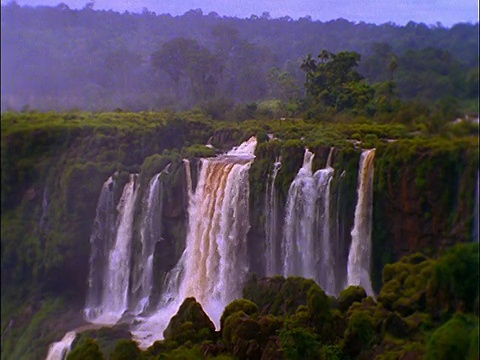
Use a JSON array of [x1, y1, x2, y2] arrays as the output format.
[[1, 16, 478, 357], [1, 107, 477, 359], [59, 243, 478, 360], [2, 5, 478, 115]]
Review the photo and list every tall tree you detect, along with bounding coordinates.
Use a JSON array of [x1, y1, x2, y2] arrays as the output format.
[[302, 50, 375, 113]]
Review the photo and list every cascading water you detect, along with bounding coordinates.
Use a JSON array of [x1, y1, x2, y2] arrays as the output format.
[[87, 174, 139, 324], [131, 137, 257, 349], [45, 331, 76, 360], [181, 136, 257, 316], [347, 149, 376, 297], [313, 148, 335, 295], [281, 148, 336, 294], [131, 166, 169, 315], [265, 157, 281, 276], [84, 176, 117, 321], [282, 149, 317, 279]]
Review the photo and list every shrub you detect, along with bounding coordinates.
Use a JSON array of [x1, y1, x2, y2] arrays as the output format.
[[109, 339, 143, 360], [427, 243, 479, 317], [425, 313, 478, 360], [338, 286, 367, 312], [67, 338, 105, 360], [220, 299, 258, 329], [163, 297, 216, 344]]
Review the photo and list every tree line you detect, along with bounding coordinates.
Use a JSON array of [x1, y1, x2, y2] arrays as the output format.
[[1, 2, 478, 116]]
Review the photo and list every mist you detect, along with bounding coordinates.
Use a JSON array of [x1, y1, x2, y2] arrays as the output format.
[[1, 3, 478, 113]]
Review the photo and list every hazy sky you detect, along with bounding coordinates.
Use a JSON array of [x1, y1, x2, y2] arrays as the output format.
[[5, 0, 479, 26]]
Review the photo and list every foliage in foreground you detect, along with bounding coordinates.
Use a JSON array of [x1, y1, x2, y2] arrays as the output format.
[[67, 243, 478, 360]]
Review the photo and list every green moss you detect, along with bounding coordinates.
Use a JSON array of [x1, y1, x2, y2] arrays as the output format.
[[220, 299, 258, 330], [427, 243, 479, 317], [1, 297, 67, 360], [109, 339, 143, 360], [338, 286, 367, 312], [70, 324, 132, 359], [279, 325, 321, 360], [425, 313, 478, 360], [163, 297, 216, 345], [67, 338, 105, 360], [342, 310, 375, 357]]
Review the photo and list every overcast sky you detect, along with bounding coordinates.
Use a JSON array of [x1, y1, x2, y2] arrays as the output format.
[[4, 0, 479, 26]]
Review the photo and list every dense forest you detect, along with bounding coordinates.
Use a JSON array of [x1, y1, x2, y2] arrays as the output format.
[[1, 3, 479, 360], [1, 3, 478, 115]]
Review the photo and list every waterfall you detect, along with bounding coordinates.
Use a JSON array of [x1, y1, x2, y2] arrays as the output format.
[[282, 149, 317, 279], [131, 166, 169, 315], [347, 149, 375, 297], [313, 148, 335, 295], [45, 331, 76, 360], [179, 136, 256, 315], [84, 176, 117, 321], [265, 157, 282, 276], [87, 174, 139, 324], [131, 137, 257, 349], [281, 147, 337, 294], [183, 159, 193, 198]]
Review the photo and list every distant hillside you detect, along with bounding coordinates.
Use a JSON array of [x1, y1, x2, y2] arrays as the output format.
[[1, 3, 478, 111]]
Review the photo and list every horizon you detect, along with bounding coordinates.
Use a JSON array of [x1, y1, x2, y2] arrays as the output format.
[[2, 0, 479, 27]]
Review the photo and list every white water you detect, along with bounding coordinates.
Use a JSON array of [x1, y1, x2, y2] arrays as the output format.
[[265, 157, 282, 276], [88, 174, 139, 324], [281, 148, 336, 294], [131, 170, 165, 315], [45, 331, 76, 360], [282, 149, 317, 279], [313, 148, 335, 295], [131, 137, 257, 349], [347, 149, 376, 297], [84, 176, 116, 320]]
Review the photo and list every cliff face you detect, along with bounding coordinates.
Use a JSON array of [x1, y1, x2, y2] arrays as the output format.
[[372, 140, 478, 289], [2, 113, 478, 360], [2, 117, 477, 302]]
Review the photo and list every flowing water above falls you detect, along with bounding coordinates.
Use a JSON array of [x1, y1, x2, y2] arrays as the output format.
[[347, 149, 376, 297], [281, 148, 336, 294], [131, 137, 257, 349], [265, 157, 282, 276], [86, 174, 139, 324]]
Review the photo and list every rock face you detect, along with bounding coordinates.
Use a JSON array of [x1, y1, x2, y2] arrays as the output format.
[[372, 143, 477, 289]]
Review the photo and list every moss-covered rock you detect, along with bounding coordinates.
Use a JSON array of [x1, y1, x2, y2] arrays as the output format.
[[338, 286, 367, 312], [342, 310, 375, 358], [425, 312, 479, 360], [242, 275, 286, 315], [220, 299, 259, 330], [163, 297, 216, 344], [381, 312, 409, 339], [69, 324, 132, 359], [109, 339, 143, 360], [66, 338, 105, 360], [426, 243, 479, 318]]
